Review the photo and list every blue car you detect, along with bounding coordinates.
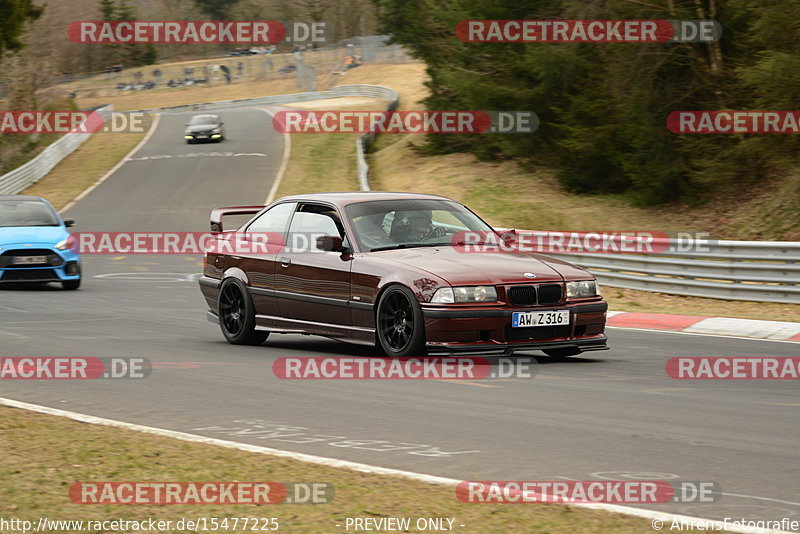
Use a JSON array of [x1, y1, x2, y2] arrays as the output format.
[[0, 195, 81, 290]]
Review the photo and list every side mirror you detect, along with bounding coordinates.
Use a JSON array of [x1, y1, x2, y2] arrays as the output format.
[[498, 229, 517, 247], [316, 235, 344, 252], [63, 218, 75, 228]]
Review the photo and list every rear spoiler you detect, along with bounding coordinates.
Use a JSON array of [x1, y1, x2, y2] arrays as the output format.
[[210, 206, 265, 232]]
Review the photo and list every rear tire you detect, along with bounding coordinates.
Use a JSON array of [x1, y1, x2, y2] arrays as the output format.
[[376, 285, 426, 357], [62, 278, 81, 290], [542, 347, 582, 359], [218, 278, 268, 345]]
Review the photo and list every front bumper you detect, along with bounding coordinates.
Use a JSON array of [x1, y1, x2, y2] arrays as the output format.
[[421, 301, 609, 356], [0, 246, 81, 283]]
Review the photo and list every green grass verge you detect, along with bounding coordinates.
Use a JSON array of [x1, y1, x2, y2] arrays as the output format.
[[0, 406, 714, 533]]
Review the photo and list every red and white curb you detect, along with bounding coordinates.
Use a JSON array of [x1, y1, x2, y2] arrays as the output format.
[[607, 311, 800, 342]]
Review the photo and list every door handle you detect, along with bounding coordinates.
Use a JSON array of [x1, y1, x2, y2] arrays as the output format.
[[280, 257, 291, 267]]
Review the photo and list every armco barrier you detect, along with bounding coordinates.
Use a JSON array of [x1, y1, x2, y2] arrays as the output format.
[[545, 241, 800, 304], [0, 105, 113, 195], [135, 84, 399, 115]]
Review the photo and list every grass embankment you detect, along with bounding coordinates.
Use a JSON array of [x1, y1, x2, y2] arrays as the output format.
[[0, 405, 710, 534]]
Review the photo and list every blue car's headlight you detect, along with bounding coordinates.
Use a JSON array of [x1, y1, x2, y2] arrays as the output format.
[[55, 238, 70, 251]]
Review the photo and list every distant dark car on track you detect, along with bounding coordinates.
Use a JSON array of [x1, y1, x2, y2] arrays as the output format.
[[184, 114, 225, 143], [199, 192, 608, 357], [0, 195, 81, 290]]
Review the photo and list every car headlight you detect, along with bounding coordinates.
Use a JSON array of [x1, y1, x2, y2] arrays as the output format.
[[566, 280, 598, 298], [55, 239, 70, 250], [431, 286, 497, 303]]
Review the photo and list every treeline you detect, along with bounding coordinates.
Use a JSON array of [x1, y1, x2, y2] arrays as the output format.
[[374, 0, 800, 205]]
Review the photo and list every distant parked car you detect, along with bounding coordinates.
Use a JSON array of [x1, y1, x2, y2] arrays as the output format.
[[0, 195, 81, 290], [184, 114, 225, 143]]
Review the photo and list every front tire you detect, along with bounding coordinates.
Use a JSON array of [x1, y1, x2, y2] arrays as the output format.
[[62, 278, 81, 290], [376, 285, 426, 357], [218, 278, 268, 345]]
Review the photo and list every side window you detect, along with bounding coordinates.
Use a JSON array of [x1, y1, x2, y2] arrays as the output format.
[[246, 202, 296, 236], [289, 212, 341, 237], [287, 204, 345, 251]]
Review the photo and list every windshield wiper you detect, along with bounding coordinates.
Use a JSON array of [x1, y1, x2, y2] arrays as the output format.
[[370, 243, 448, 252]]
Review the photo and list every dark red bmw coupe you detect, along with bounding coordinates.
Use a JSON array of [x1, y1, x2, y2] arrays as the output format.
[[199, 192, 608, 357]]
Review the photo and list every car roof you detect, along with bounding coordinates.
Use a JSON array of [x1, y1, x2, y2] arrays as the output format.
[[274, 191, 458, 208]]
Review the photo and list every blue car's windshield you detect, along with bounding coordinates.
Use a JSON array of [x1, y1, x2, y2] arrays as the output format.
[[0, 200, 60, 227]]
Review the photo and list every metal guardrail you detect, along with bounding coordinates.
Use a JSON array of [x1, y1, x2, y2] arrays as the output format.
[[0, 106, 113, 195], [545, 241, 800, 304], [135, 84, 399, 114]]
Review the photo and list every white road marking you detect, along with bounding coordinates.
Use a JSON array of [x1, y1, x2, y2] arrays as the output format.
[[93, 272, 201, 282], [128, 152, 268, 161], [261, 107, 291, 204], [0, 397, 791, 534]]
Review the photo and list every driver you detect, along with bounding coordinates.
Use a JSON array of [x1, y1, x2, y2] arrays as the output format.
[[401, 210, 446, 241]]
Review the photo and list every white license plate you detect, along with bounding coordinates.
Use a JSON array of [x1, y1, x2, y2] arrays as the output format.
[[196, 135, 208, 139], [11, 256, 48, 265], [512, 309, 570, 327]]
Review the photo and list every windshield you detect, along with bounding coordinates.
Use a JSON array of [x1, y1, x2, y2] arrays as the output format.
[[0, 200, 60, 227], [345, 199, 493, 251], [189, 115, 218, 125]]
